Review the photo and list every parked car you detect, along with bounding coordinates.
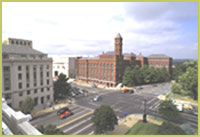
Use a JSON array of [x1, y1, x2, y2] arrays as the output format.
[[137, 87, 143, 90], [129, 89, 135, 94], [122, 88, 129, 93], [57, 107, 73, 119], [71, 92, 76, 97], [26, 114, 32, 121], [79, 89, 84, 94], [183, 104, 193, 111], [93, 95, 101, 102]]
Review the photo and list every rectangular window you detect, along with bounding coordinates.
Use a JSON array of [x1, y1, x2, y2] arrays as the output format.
[[3, 66, 11, 91], [18, 73, 22, 80], [47, 95, 50, 100], [46, 65, 49, 70], [27, 90, 30, 95], [47, 72, 49, 77], [47, 88, 50, 91], [19, 101, 23, 107], [26, 83, 30, 88], [40, 65, 43, 86], [19, 92, 23, 96], [47, 79, 50, 85], [41, 97, 44, 104], [41, 88, 44, 92], [54, 71, 58, 76], [34, 97, 38, 105], [34, 89, 37, 94], [33, 65, 37, 87], [18, 83, 22, 89], [18, 66, 22, 71]]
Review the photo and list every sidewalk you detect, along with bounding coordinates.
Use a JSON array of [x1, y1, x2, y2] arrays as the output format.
[[31, 103, 70, 118], [73, 81, 119, 91], [108, 114, 163, 135]]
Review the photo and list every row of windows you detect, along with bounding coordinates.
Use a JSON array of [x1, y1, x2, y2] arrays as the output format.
[[18, 88, 51, 97], [11, 40, 31, 46], [79, 63, 114, 69], [3, 66, 11, 91], [53, 65, 66, 69], [19, 95, 50, 107], [18, 65, 50, 71], [18, 78, 50, 89]]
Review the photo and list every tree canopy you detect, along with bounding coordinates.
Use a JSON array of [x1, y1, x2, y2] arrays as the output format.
[[20, 97, 35, 114], [122, 65, 170, 86], [158, 99, 180, 122], [171, 60, 197, 100], [37, 125, 64, 135], [92, 105, 118, 134], [53, 73, 71, 100]]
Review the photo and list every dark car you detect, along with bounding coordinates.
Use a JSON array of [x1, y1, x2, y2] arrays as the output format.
[[57, 107, 73, 119], [129, 89, 135, 94]]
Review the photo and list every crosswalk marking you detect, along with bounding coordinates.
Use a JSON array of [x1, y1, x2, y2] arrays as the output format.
[[88, 131, 94, 135], [72, 123, 93, 135], [149, 100, 160, 110], [57, 111, 93, 129], [147, 98, 157, 105], [63, 117, 91, 133]]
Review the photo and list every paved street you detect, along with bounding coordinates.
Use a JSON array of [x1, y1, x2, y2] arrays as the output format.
[[31, 82, 198, 135]]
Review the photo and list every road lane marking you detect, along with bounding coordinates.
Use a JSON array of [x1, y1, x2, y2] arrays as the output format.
[[149, 100, 160, 110], [57, 111, 93, 129], [72, 123, 93, 135], [88, 131, 94, 135], [63, 117, 91, 133], [147, 98, 157, 105]]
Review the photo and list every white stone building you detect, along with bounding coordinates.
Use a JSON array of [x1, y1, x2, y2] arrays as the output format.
[[2, 38, 54, 110], [50, 55, 80, 80]]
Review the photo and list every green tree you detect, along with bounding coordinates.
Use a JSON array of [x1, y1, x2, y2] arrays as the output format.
[[158, 99, 180, 122], [122, 67, 133, 86], [132, 65, 142, 85], [53, 73, 71, 100], [160, 67, 170, 82], [171, 83, 182, 94], [20, 97, 35, 114], [92, 105, 118, 134], [37, 125, 64, 135], [178, 67, 198, 100]]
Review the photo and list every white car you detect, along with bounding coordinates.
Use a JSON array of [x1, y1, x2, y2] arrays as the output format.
[[26, 114, 32, 121], [93, 95, 101, 102]]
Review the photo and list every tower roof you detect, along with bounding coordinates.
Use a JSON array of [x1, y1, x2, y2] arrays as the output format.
[[115, 33, 122, 38]]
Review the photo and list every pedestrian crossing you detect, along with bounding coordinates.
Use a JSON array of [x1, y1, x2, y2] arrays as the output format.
[[58, 104, 95, 135]]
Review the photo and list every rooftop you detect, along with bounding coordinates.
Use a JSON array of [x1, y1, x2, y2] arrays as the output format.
[[80, 56, 99, 60], [2, 44, 45, 55], [104, 51, 115, 55], [115, 33, 122, 38], [148, 54, 169, 58]]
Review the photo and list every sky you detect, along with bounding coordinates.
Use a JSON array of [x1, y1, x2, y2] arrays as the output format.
[[2, 2, 198, 59]]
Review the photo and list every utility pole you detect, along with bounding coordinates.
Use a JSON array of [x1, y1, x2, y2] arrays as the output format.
[[143, 98, 147, 123]]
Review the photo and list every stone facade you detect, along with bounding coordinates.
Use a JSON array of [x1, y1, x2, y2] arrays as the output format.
[[2, 38, 54, 110], [76, 33, 172, 87]]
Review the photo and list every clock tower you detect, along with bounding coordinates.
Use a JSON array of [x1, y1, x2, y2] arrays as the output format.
[[114, 33, 123, 55]]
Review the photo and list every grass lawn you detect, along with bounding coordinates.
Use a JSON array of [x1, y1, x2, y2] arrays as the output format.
[[126, 121, 186, 135], [126, 122, 160, 135]]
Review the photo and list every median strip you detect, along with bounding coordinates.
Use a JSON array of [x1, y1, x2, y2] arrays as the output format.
[[57, 111, 94, 129]]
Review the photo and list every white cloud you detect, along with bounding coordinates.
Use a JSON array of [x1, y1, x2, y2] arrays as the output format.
[[2, 2, 198, 59]]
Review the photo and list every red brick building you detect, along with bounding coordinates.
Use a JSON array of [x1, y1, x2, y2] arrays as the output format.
[[76, 33, 172, 87]]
